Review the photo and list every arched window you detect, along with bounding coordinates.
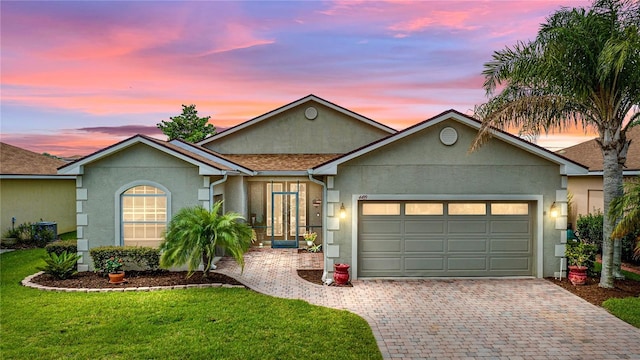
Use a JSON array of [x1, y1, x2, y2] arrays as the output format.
[[121, 185, 167, 248]]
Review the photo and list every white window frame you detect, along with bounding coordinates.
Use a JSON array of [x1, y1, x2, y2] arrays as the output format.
[[115, 181, 171, 247]]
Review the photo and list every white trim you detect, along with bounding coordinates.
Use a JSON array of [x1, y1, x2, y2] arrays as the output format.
[[313, 111, 588, 175], [114, 180, 171, 247], [197, 95, 396, 146], [350, 194, 545, 280], [58, 135, 226, 176], [169, 140, 255, 175], [0, 175, 76, 180], [570, 170, 640, 176]]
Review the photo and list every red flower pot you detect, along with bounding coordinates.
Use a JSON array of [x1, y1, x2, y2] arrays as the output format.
[[568, 265, 587, 285], [108, 271, 126, 284], [333, 263, 350, 285]]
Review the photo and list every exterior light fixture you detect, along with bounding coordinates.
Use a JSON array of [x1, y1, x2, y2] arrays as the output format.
[[550, 202, 559, 218], [340, 203, 346, 219]]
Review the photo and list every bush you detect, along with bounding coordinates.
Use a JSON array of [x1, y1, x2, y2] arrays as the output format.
[[45, 240, 78, 256], [37, 251, 81, 279], [577, 211, 604, 250], [89, 246, 160, 273]]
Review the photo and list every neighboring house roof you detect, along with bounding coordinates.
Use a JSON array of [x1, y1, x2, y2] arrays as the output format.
[[0, 142, 74, 179], [312, 109, 589, 176], [197, 94, 396, 147], [58, 135, 239, 176], [556, 126, 640, 174]]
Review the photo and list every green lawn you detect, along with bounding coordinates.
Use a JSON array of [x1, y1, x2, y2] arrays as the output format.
[[592, 262, 640, 327], [1, 249, 382, 360]]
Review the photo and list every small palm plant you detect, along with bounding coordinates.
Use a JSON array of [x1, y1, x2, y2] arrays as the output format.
[[160, 201, 252, 278]]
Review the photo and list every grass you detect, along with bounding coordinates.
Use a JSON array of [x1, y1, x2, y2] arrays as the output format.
[[603, 297, 640, 328], [58, 231, 77, 241], [591, 261, 640, 327], [1, 249, 382, 360]]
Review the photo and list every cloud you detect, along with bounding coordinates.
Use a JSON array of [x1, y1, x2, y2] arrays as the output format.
[[78, 125, 163, 137]]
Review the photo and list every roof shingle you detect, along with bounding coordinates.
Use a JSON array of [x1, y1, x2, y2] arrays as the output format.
[[0, 142, 67, 175], [557, 126, 640, 171]]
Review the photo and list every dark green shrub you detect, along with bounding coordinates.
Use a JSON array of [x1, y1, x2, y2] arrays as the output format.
[[622, 230, 640, 263], [32, 228, 56, 248], [45, 240, 78, 256], [37, 251, 81, 279], [90, 246, 160, 273], [577, 211, 604, 251]]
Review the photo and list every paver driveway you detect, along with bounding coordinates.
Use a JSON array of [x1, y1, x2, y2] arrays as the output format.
[[216, 248, 640, 359]]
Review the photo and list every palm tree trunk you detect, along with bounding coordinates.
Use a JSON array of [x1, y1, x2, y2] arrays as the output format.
[[599, 143, 625, 288]]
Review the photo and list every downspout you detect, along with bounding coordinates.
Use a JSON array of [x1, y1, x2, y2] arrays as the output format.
[[308, 170, 329, 284], [209, 171, 228, 270], [209, 171, 228, 210]]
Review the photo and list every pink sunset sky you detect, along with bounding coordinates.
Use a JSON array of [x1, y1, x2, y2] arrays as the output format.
[[1, 0, 596, 157]]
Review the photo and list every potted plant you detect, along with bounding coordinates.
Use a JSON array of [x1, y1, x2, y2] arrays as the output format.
[[105, 256, 126, 284], [303, 232, 317, 247], [565, 240, 597, 285]]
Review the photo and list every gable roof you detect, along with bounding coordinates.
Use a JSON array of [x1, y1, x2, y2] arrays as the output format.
[[224, 154, 342, 171], [556, 126, 640, 174], [0, 142, 71, 178], [312, 109, 589, 176], [197, 94, 396, 146], [58, 135, 239, 176]]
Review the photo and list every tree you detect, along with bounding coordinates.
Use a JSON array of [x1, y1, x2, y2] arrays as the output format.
[[159, 202, 252, 278], [609, 177, 640, 259], [472, 0, 640, 287], [157, 104, 216, 143]]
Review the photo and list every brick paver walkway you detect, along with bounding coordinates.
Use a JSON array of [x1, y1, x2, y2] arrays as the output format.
[[215, 248, 640, 360]]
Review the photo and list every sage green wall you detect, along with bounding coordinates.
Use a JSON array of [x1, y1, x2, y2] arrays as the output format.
[[80, 144, 204, 268], [203, 101, 391, 154], [0, 179, 76, 234], [331, 119, 563, 277]]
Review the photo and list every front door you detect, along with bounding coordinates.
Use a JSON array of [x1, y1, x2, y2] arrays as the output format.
[[267, 182, 306, 248]]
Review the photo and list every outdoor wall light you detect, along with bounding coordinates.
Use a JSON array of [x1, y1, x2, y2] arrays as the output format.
[[339, 203, 347, 219], [550, 202, 559, 218]]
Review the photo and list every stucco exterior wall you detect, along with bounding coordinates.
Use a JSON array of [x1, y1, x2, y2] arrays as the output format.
[[203, 101, 391, 154], [326, 119, 564, 278], [567, 176, 604, 224], [0, 178, 76, 235], [77, 144, 207, 270]]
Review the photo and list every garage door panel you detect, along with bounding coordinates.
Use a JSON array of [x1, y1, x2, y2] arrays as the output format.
[[448, 257, 487, 271], [490, 220, 530, 233], [448, 238, 487, 252], [358, 200, 533, 277], [360, 220, 401, 234], [448, 221, 487, 233], [360, 239, 402, 253], [405, 220, 445, 234], [360, 257, 401, 271], [490, 257, 531, 271], [404, 239, 445, 252], [490, 238, 531, 252], [405, 257, 445, 270]]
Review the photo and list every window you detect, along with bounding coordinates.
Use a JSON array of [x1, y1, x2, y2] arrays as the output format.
[[362, 203, 401, 216], [491, 203, 529, 215], [406, 203, 444, 215], [448, 203, 486, 215], [121, 185, 167, 248]]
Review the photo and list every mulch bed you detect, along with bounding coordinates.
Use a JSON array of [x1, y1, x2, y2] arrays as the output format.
[[32, 271, 244, 289], [546, 276, 640, 306]]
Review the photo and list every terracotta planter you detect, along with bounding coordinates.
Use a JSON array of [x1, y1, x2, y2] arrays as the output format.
[[108, 271, 126, 284], [333, 263, 350, 285], [568, 265, 587, 285]]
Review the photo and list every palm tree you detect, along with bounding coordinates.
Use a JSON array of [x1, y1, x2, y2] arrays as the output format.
[[472, 0, 640, 288], [609, 177, 640, 258], [159, 201, 253, 278]]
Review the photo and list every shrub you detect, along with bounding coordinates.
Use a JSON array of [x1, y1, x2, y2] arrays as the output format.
[[89, 246, 160, 273], [577, 211, 604, 250], [45, 240, 78, 256], [37, 251, 81, 280]]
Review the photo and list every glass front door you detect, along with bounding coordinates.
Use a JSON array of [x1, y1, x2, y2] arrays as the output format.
[[267, 182, 306, 248]]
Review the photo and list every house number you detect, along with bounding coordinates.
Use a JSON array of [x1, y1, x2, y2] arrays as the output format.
[[358, 195, 368, 200]]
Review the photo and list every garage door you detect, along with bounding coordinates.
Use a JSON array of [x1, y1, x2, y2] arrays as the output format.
[[358, 201, 533, 277]]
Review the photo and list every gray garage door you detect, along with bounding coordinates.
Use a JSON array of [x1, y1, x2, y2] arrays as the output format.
[[358, 201, 533, 277]]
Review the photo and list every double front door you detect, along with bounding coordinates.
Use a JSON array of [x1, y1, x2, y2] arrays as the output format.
[[267, 182, 307, 248]]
